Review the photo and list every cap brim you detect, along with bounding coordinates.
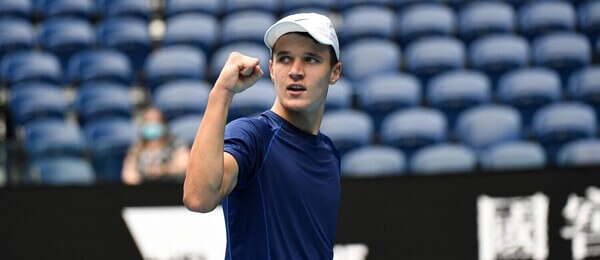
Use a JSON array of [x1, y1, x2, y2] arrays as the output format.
[[264, 22, 308, 49]]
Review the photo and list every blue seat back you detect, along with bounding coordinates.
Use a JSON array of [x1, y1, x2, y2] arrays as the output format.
[[0, 18, 36, 59], [359, 72, 421, 129], [342, 38, 401, 82], [145, 45, 207, 91], [75, 82, 132, 124], [96, 17, 150, 71], [410, 143, 477, 174], [455, 104, 522, 152], [480, 141, 546, 171], [341, 145, 406, 177], [11, 82, 66, 125], [163, 13, 219, 53], [68, 49, 133, 85], [498, 68, 561, 128], [341, 6, 394, 43], [1, 51, 62, 86], [396, 4, 456, 46], [380, 107, 447, 156], [221, 11, 275, 45], [228, 79, 275, 122], [29, 156, 95, 185], [320, 109, 374, 156], [458, 2, 516, 43], [427, 70, 491, 128], [556, 138, 600, 167], [154, 80, 211, 121]]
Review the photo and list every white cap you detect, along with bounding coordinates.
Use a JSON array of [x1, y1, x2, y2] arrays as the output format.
[[264, 13, 340, 60]]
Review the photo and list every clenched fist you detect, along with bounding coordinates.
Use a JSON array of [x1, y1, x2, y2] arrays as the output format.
[[215, 52, 264, 95]]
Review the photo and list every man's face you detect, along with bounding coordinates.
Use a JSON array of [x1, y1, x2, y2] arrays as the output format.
[[269, 33, 341, 114]]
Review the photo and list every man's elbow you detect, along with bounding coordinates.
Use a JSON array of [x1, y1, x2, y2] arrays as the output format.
[[183, 192, 218, 213]]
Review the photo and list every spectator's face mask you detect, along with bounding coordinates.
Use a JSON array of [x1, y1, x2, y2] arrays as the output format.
[[141, 122, 166, 140]]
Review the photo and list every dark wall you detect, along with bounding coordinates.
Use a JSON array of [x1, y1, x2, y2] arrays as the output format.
[[1, 167, 598, 259]]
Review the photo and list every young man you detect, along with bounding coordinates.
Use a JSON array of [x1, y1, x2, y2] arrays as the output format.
[[184, 13, 342, 259]]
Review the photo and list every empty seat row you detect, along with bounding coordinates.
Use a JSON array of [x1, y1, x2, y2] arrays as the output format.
[[321, 102, 598, 163], [1, 0, 150, 21], [341, 138, 600, 177], [340, 1, 600, 46]]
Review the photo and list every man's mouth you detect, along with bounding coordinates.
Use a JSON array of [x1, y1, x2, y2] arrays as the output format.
[[287, 85, 306, 92]]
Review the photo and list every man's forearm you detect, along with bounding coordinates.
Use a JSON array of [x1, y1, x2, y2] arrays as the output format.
[[183, 87, 234, 211]]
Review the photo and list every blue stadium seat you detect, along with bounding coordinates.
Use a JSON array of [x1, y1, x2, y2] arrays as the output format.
[[220, 11, 275, 46], [228, 79, 275, 122], [145, 45, 207, 92], [497, 68, 561, 128], [427, 70, 491, 129], [0, 0, 33, 20], [39, 17, 96, 69], [579, 0, 600, 43], [358, 72, 421, 129], [163, 13, 219, 54], [1, 51, 62, 86], [210, 42, 270, 81], [532, 102, 597, 164], [338, 0, 393, 11], [569, 66, 600, 116], [96, 0, 150, 21], [24, 119, 87, 159], [405, 36, 465, 86], [281, 0, 335, 14], [0, 18, 36, 60], [96, 17, 150, 71], [458, 2, 516, 43], [84, 117, 136, 182], [341, 38, 401, 83], [410, 143, 477, 175], [320, 109, 374, 156], [395, 3, 456, 46], [28, 156, 95, 185], [326, 77, 353, 111], [455, 104, 522, 152], [165, 0, 220, 17], [556, 138, 600, 167], [341, 145, 406, 177], [518, 1, 576, 40], [67, 49, 132, 85], [10, 82, 66, 126], [532, 32, 591, 87], [35, 0, 95, 20], [153, 80, 211, 121], [380, 107, 447, 156], [75, 82, 132, 124], [469, 34, 530, 88], [223, 0, 278, 14], [341, 6, 394, 43], [480, 141, 546, 171], [169, 113, 203, 146]]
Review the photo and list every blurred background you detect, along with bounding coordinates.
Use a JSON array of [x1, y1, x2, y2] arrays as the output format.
[[1, 0, 599, 259]]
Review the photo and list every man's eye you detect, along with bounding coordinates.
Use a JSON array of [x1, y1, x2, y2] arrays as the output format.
[[306, 57, 320, 63], [279, 56, 290, 62]]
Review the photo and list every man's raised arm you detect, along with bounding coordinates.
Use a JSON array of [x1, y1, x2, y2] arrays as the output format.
[[183, 52, 263, 213]]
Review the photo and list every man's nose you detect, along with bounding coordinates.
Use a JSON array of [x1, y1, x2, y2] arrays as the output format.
[[288, 59, 305, 80]]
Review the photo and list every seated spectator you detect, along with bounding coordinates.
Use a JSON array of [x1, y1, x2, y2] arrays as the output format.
[[121, 107, 190, 185]]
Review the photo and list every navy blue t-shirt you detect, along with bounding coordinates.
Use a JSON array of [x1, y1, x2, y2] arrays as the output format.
[[223, 110, 341, 259]]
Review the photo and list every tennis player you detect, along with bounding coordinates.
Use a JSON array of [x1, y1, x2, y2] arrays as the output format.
[[184, 13, 342, 259]]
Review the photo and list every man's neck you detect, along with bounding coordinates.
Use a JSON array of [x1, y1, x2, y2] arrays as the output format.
[[271, 103, 324, 135]]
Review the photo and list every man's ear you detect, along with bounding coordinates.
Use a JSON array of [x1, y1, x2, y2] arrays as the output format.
[[329, 61, 342, 84]]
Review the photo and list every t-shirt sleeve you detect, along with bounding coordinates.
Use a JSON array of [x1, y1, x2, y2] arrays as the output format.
[[224, 119, 262, 188]]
